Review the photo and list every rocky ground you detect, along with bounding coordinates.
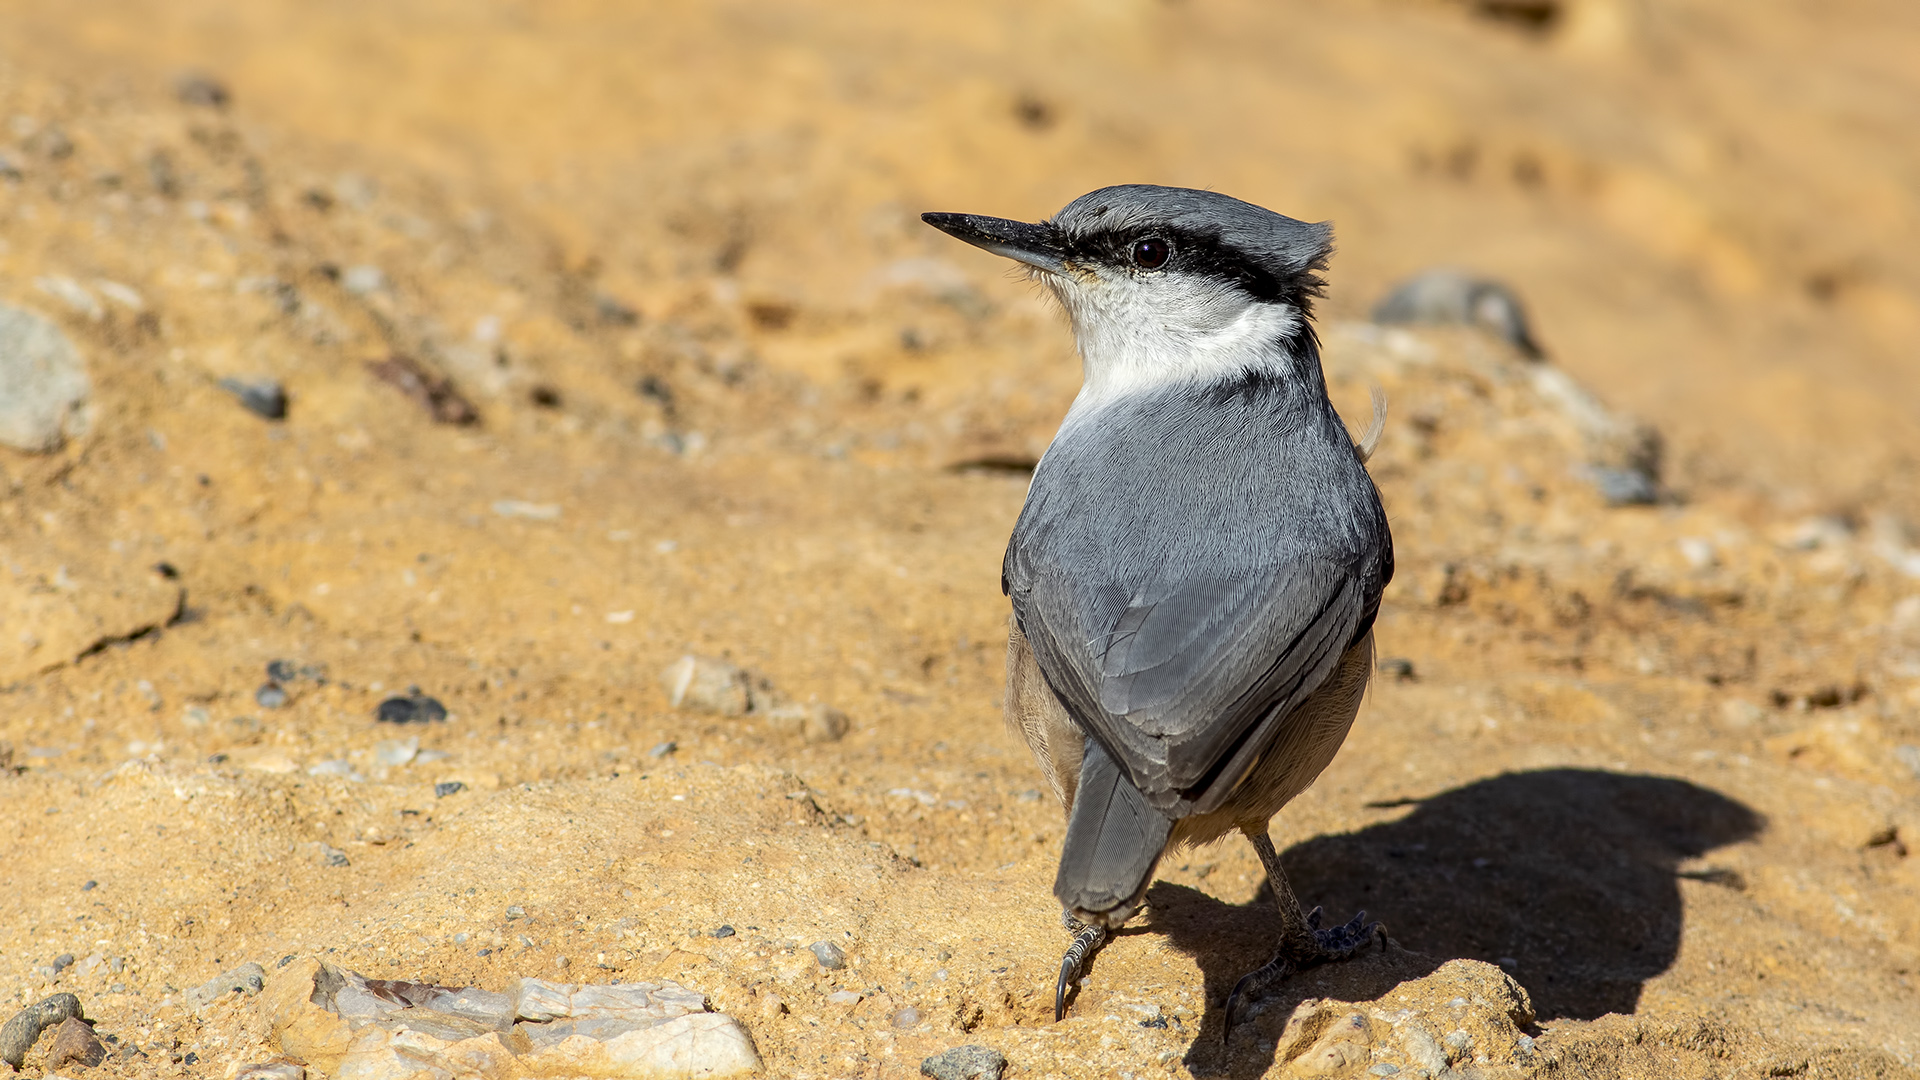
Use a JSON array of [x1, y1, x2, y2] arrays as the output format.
[[2, 1, 1919, 1078]]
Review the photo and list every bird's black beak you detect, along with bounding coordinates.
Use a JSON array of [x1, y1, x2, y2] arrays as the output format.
[[921, 212, 1066, 274]]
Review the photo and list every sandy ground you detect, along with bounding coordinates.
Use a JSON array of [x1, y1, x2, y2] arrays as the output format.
[[2, 2, 1918, 1077]]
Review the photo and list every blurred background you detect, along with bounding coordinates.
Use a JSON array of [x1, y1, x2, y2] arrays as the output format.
[[10, 0, 1918, 500]]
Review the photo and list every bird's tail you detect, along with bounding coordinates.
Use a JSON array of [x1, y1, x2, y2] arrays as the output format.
[[1054, 740, 1174, 927]]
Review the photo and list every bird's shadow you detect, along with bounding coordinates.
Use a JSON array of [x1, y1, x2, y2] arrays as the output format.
[[1142, 769, 1762, 1078]]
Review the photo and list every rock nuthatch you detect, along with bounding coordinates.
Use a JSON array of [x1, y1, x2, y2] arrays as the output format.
[[924, 185, 1394, 1034]]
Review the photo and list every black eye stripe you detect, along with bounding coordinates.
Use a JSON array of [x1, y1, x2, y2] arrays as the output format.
[[1050, 224, 1325, 309]]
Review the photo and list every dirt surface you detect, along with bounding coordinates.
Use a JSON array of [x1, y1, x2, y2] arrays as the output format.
[[2, 2, 1918, 1077]]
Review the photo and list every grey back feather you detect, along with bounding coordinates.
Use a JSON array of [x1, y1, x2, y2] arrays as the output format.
[[1006, 340, 1393, 819]]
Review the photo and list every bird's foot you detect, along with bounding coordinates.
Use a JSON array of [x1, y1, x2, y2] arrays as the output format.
[[1222, 907, 1384, 1040], [1053, 918, 1109, 1022]]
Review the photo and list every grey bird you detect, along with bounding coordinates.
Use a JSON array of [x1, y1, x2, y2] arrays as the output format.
[[923, 185, 1394, 1035]]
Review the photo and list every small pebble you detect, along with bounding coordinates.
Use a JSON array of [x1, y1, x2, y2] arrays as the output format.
[[1591, 466, 1658, 506], [255, 683, 289, 709], [218, 377, 289, 421], [342, 265, 387, 295], [711, 925, 736, 939], [81, 880, 97, 891], [175, 73, 231, 108], [374, 736, 419, 766], [648, 741, 678, 759], [52, 953, 75, 974], [892, 1007, 921, 1028], [435, 781, 467, 798], [826, 990, 863, 1005], [921, 1044, 1008, 1080], [186, 961, 268, 1008], [322, 845, 350, 868], [454, 933, 471, 945], [1379, 657, 1417, 682], [810, 941, 847, 970], [376, 691, 449, 724], [1369, 1065, 1402, 1077], [266, 659, 299, 683], [506, 905, 527, 919]]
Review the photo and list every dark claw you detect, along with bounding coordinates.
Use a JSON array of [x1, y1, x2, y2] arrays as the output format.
[[1223, 953, 1297, 1041], [1222, 910, 1383, 1041], [1054, 922, 1108, 1021]]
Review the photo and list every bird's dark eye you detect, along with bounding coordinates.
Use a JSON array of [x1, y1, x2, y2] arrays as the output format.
[[1131, 237, 1170, 270]]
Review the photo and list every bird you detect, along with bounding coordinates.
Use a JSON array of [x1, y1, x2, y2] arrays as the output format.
[[922, 185, 1394, 1036]]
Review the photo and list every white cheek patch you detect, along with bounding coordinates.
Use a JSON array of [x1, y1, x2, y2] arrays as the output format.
[[1052, 269, 1302, 418]]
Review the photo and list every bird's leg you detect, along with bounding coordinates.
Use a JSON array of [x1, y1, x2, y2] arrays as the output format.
[[1054, 911, 1109, 1021], [1222, 826, 1384, 1039]]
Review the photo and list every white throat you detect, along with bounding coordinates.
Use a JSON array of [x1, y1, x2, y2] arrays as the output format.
[[1053, 274, 1303, 427]]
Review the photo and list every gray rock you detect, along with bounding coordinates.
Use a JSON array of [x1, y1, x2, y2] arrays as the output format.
[[809, 940, 847, 970], [0, 304, 91, 452], [661, 655, 753, 716], [176, 73, 231, 108], [1591, 466, 1659, 506], [434, 781, 466, 797], [219, 377, 289, 421], [510, 977, 708, 1023], [275, 960, 757, 1079], [256, 682, 290, 708], [921, 1044, 1008, 1080], [1372, 268, 1542, 358], [762, 702, 851, 745], [0, 993, 82, 1069], [188, 961, 268, 1008]]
